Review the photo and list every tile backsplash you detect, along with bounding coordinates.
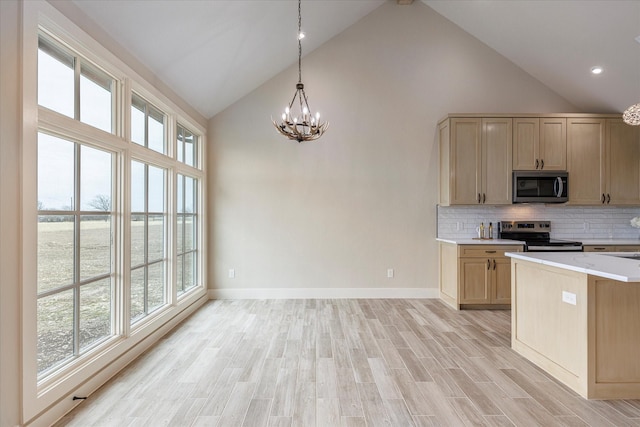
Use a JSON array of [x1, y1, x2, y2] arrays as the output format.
[[437, 205, 640, 239]]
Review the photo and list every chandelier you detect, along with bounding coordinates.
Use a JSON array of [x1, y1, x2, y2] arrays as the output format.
[[272, 0, 328, 142], [623, 103, 640, 126]]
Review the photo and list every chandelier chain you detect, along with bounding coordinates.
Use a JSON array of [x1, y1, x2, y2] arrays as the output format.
[[298, 0, 302, 84]]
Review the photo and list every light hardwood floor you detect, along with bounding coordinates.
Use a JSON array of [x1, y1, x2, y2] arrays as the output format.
[[55, 299, 640, 426]]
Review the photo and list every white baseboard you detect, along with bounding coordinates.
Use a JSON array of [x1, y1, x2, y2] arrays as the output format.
[[208, 287, 439, 300]]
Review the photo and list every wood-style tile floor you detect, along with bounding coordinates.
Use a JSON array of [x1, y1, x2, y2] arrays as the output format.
[[55, 299, 640, 426]]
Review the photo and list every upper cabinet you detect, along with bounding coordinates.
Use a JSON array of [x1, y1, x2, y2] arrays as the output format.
[[513, 118, 566, 171], [605, 119, 640, 205], [567, 118, 605, 205], [439, 117, 512, 205], [567, 118, 640, 205]]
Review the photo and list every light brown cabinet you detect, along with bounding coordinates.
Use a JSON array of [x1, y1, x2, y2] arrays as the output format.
[[439, 117, 512, 205], [513, 117, 566, 171], [568, 118, 640, 205], [584, 245, 640, 252], [439, 242, 522, 309]]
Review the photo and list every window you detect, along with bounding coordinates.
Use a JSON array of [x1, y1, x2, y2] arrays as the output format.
[[29, 10, 205, 418], [177, 174, 198, 294], [38, 35, 115, 133], [131, 93, 166, 154], [177, 124, 197, 167], [37, 132, 114, 377], [130, 161, 167, 323]]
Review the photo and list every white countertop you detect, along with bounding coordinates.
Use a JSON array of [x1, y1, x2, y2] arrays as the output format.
[[506, 252, 640, 282], [436, 238, 524, 245]]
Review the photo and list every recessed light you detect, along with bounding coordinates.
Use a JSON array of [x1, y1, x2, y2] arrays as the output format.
[[591, 66, 603, 75]]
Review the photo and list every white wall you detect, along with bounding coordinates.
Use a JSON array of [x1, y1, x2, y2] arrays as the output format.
[[207, 1, 577, 298], [1, 1, 22, 425]]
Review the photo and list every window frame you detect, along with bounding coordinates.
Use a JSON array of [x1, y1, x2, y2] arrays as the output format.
[[130, 159, 169, 324], [38, 32, 117, 135], [36, 131, 117, 378]]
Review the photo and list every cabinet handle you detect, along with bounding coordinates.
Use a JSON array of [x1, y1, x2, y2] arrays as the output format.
[[535, 159, 539, 169], [493, 259, 496, 270], [487, 259, 491, 270], [540, 159, 544, 169], [593, 247, 606, 251], [485, 250, 496, 254], [482, 193, 486, 204], [601, 193, 606, 204], [607, 194, 611, 204], [478, 193, 481, 204]]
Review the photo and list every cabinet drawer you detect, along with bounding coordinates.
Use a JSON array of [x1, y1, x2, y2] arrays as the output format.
[[458, 245, 522, 257], [583, 245, 614, 252], [584, 245, 640, 252], [616, 245, 640, 252]]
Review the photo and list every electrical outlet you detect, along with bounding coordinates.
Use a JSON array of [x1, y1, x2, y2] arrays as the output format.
[[387, 268, 394, 278], [583, 222, 589, 231], [562, 291, 576, 305], [456, 222, 462, 231], [228, 269, 235, 279]]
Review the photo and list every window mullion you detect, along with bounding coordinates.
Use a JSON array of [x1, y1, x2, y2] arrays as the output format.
[[143, 165, 149, 315], [74, 56, 81, 122], [73, 143, 81, 357]]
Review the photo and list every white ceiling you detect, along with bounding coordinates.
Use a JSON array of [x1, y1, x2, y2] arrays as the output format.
[[71, 0, 640, 119]]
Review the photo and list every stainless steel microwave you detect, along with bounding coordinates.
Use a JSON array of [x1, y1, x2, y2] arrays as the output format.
[[513, 171, 568, 203]]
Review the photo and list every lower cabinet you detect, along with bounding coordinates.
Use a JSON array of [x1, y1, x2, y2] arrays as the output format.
[[439, 242, 523, 309]]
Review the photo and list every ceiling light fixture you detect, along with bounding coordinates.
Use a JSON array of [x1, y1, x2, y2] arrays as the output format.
[[590, 66, 603, 75], [272, 0, 328, 143]]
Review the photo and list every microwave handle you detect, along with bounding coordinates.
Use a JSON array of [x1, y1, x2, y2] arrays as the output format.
[[555, 176, 564, 197]]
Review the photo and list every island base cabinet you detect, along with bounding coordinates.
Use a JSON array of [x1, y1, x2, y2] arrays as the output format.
[[511, 257, 640, 399]]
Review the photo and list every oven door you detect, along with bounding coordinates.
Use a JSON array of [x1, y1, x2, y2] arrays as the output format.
[[513, 171, 568, 203]]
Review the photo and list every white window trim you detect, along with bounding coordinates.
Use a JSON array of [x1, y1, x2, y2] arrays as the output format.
[[21, 2, 208, 424]]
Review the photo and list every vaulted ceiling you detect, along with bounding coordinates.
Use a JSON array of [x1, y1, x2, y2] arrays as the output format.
[[69, 0, 640, 119]]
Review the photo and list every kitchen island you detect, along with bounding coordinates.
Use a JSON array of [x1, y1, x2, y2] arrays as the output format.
[[507, 251, 640, 399]]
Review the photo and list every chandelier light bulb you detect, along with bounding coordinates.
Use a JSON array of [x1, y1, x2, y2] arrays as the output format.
[[623, 103, 640, 126], [298, 32, 305, 40]]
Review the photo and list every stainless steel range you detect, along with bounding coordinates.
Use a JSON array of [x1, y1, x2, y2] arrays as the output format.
[[498, 221, 583, 252]]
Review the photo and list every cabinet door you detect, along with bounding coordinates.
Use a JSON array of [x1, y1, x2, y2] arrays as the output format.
[[482, 118, 512, 204], [459, 258, 490, 304], [567, 118, 605, 205], [606, 119, 640, 205], [450, 119, 481, 204], [491, 257, 512, 304], [539, 118, 566, 170], [513, 118, 539, 171]]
